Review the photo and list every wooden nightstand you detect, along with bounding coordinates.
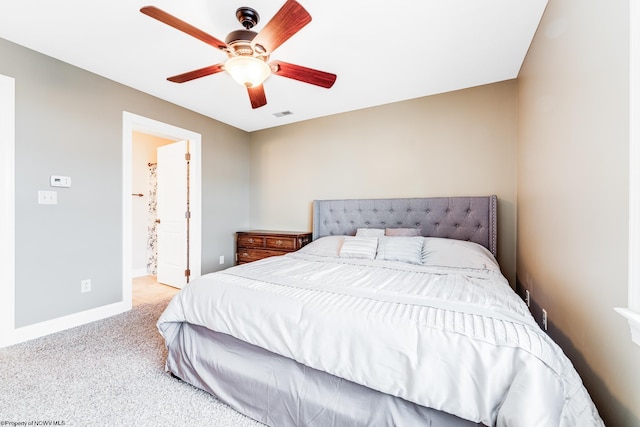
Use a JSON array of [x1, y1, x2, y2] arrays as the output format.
[[236, 230, 312, 264]]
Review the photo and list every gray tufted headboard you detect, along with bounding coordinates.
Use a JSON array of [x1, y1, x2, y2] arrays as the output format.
[[312, 196, 498, 257]]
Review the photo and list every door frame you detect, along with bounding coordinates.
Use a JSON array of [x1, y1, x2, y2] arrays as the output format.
[[122, 112, 201, 307], [617, 0, 640, 345], [0, 75, 16, 348]]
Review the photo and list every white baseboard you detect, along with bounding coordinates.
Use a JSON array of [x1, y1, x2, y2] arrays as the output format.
[[132, 268, 148, 278], [0, 301, 131, 348]]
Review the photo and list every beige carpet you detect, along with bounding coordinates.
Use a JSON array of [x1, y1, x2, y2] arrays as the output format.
[[0, 294, 261, 427]]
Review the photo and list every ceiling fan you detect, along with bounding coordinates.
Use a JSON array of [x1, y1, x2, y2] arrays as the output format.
[[140, 1, 337, 109]]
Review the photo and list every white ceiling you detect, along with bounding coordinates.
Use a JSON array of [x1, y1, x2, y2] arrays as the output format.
[[0, 0, 547, 132]]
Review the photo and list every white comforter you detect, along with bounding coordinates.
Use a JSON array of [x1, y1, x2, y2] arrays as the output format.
[[158, 252, 604, 427]]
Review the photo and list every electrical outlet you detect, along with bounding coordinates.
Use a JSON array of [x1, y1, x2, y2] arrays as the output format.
[[219, 255, 224, 265], [81, 279, 91, 293], [525, 289, 531, 307], [542, 309, 548, 330]]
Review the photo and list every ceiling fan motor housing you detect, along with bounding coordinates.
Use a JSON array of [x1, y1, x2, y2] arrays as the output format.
[[225, 29, 259, 56], [228, 7, 263, 57]]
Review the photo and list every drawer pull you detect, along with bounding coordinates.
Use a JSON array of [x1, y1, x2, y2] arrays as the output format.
[[248, 238, 254, 243], [242, 252, 249, 257], [275, 240, 283, 246]]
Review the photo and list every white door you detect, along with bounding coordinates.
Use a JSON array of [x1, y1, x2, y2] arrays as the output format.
[[156, 140, 190, 288]]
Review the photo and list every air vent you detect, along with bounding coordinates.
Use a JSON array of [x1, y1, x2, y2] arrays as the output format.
[[273, 110, 293, 117]]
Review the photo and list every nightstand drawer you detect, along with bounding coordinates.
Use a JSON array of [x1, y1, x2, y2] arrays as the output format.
[[238, 235, 266, 248], [237, 248, 286, 263], [265, 236, 297, 251]]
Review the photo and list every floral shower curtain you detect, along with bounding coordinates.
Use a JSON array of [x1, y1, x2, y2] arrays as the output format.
[[146, 163, 158, 275]]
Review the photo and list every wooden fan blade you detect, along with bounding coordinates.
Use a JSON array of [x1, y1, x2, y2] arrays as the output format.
[[167, 64, 225, 83], [271, 60, 336, 88], [247, 85, 267, 109], [140, 6, 227, 51], [252, 0, 312, 54]]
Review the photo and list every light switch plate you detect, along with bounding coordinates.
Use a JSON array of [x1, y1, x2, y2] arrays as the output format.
[[38, 190, 57, 204], [50, 175, 71, 187]]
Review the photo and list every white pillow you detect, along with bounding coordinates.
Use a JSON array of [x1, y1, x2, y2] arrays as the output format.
[[375, 236, 424, 264], [296, 236, 345, 258], [421, 237, 500, 271], [355, 228, 385, 237], [339, 236, 378, 260]]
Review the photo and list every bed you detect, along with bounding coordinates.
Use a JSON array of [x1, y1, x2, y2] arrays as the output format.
[[157, 196, 604, 426]]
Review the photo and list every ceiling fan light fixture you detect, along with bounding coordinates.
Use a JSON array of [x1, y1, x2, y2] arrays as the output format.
[[224, 56, 271, 88], [142, 1, 335, 109]]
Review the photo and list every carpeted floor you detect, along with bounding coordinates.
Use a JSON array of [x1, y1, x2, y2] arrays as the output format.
[[0, 296, 261, 427]]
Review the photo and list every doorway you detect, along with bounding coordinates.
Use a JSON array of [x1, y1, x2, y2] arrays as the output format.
[[131, 131, 177, 279], [122, 112, 202, 309]]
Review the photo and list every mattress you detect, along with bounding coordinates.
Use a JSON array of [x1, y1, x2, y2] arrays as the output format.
[[158, 236, 604, 426]]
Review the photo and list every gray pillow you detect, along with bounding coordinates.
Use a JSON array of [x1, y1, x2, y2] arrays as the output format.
[[385, 227, 421, 237]]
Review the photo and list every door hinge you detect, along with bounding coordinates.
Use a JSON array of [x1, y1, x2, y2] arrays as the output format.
[[185, 210, 191, 219], [185, 153, 191, 161], [184, 269, 191, 277]]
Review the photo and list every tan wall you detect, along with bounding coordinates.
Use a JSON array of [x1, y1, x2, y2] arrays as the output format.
[[249, 81, 518, 284], [517, 0, 640, 425]]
